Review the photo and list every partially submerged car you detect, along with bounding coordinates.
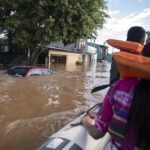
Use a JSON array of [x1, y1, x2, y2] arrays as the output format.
[[7, 66, 53, 77]]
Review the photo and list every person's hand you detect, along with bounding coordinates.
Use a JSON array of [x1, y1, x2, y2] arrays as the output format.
[[81, 115, 103, 139], [88, 111, 97, 119], [81, 115, 94, 127]]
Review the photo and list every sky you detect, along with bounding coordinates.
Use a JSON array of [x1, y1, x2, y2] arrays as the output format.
[[96, 0, 150, 47]]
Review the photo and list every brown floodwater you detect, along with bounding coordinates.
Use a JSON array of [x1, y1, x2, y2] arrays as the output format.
[[0, 62, 110, 150]]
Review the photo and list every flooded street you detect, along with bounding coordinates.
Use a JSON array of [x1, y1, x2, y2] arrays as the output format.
[[0, 62, 110, 150]]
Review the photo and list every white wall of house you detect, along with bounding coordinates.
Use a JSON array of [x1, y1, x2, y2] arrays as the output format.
[[84, 45, 97, 54], [82, 45, 97, 63], [92, 53, 97, 62]]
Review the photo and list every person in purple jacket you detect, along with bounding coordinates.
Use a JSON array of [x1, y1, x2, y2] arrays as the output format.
[[81, 43, 150, 150]]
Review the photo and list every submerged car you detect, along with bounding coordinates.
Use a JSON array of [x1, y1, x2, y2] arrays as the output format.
[[7, 66, 53, 77]]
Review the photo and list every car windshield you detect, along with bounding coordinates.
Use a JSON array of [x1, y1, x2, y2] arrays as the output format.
[[8, 67, 30, 77]]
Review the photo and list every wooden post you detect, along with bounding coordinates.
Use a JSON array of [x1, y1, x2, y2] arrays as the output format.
[[45, 57, 48, 68], [48, 52, 51, 69]]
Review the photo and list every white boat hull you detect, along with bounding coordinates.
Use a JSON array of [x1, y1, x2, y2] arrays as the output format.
[[36, 104, 111, 150]]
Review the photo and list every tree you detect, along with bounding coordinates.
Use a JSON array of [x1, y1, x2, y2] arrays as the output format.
[[0, 0, 109, 64]]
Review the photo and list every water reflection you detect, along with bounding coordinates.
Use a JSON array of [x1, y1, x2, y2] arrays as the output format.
[[50, 63, 82, 72], [0, 61, 110, 150]]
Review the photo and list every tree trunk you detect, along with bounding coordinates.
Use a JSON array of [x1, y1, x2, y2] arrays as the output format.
[[8, 30, 13, 52], [28, 48, 47, 65]]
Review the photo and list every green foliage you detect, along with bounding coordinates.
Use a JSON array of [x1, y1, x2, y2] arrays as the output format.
[[75, 60, 83, 65], [0, 0, 109, 49]]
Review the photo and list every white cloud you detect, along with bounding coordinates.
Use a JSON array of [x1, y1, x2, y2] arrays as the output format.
[[96, 8, 150, 45], [137, 0, 144, 2], [133, 8, 150, 19]]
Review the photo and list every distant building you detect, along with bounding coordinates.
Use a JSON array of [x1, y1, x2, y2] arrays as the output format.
[[0, 37, 98, 67], [48, 40, 82, 67], [47, 37, 97, 67], [48, 47, 82, 67], [87, 42, 109, 61], [50, 40, 80, 51], [81, 36, 97, 64], [82, 44, 97, 64], [0, 38, 9, 53]]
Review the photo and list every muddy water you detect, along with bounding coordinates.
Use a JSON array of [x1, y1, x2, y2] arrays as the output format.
[[0, 62, 110, 150]]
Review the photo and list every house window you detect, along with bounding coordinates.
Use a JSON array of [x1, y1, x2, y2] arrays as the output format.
[[0, 45, 9, 52]]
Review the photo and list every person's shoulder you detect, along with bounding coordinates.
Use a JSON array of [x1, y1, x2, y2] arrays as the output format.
[[108, 80, 121, 91], [112, 78, 139, 89], [110, 79, 128, 88], [111, 79, 122, 86]]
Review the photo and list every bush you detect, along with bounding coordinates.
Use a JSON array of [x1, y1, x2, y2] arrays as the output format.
[[75, 61, 83, 65]]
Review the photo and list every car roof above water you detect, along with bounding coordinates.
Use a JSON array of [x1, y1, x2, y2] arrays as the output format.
[[12, 66, 40, 69]]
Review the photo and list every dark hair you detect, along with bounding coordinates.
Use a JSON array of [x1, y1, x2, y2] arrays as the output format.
[[128, 43, 150, 149], [127, 26, 146, 44], [142, 43, 150, 57]]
